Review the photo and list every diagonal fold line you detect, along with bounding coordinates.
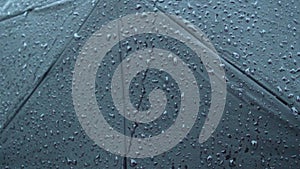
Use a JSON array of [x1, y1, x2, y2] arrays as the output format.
[[144, 0, 298, 113], [115, 6, 128, 169], [0, 0, 101, 135]]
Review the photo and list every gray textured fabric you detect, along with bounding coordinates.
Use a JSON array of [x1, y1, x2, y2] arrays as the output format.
[[1, 0, 299, 168]]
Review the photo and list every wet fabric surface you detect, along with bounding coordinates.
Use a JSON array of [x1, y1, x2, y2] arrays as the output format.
[[0, 0, 299, 168]]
